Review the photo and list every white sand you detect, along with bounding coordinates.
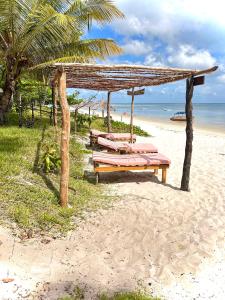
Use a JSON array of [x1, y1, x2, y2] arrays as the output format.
[[0, 115, 225, 299]]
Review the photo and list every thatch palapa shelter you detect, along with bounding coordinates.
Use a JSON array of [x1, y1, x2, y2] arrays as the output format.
[[50, 63, 218, 207]]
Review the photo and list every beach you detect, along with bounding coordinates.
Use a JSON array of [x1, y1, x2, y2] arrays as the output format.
[[1, 116, 225, 299]]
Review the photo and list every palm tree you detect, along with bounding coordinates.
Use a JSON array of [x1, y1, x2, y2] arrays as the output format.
[[0, 0, 124, 123]]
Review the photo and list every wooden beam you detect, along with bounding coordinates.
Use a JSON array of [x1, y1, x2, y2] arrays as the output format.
[[107, 91, 112, 133], [94, 165, 169, 172], [52, 85, 58, 127], [58, 71, 70, 207], [130, 87, 135, 143], [193, 66, 218, 76], [181, 77, 194, 191]]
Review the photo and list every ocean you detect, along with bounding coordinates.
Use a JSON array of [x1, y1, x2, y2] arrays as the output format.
[[112, 103, 225, 132]]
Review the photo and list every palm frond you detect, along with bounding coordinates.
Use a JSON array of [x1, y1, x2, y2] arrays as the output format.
[[66, 0, 124, 26], [29, 38, 122, 69]]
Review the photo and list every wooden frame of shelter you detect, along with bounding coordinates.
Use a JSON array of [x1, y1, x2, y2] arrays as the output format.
[[51, 63, 218, 207]]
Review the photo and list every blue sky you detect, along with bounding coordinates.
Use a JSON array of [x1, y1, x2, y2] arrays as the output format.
[[74, 0, 225, 103]]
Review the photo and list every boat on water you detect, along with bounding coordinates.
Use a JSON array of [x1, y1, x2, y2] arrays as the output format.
[[170, 111, 187, 121]]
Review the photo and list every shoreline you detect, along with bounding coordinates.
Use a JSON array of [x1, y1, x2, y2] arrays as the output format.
[[99, 110, 225, 136]]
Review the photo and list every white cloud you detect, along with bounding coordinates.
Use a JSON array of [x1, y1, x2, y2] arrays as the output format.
[[113, 0, 225, 53], [122, 40, 152, 56], [167, 45, 216, 69], [144, 53, 165, 67], [217, 74, 225, 83]]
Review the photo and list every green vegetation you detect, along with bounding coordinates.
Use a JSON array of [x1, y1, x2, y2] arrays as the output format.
[[99, 291, 161, 300], [0, 113, 109, 234], [59, 288, 161, 300], [91, 117, 150, 137], [0, 0, 124, 122]]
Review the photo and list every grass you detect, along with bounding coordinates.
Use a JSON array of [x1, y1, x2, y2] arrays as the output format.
[[99, 291, 161, 300], [0, 112, 108, 235], [91, 117, 150, 137], [59, 288, 161, 300]]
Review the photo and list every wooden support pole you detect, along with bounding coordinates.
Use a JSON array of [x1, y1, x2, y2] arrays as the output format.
[[181, 77, 194, 191], [130, 87, 135, 143], [107, 91, 112, 133], [18, 92, 23, 128], [31, 99, 34, 125], [52, 85, 58, 127], [74, 109, 78, 133], [162, 169, 167, 184], [58, 71, 70, 207], [88, 107, 91, 129]]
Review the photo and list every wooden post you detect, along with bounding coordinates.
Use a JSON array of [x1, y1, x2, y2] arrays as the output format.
[[49, 106, 53, 125], [130, 87, 135, 143], [107, 91, 112, 133], [162, 168, 167, 184], [18, 92, 23, 128], [88, 106, 91, 129], [52, 85, 58, 127], [74, 109, 78, 133], [181, 77, 194, 191], [58, 71, 70, 207], [31, 99, 34, 125]]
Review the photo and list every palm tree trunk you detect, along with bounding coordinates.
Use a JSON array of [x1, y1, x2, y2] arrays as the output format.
[[0, 73, 15, 124], [0, 56, 21, 124]]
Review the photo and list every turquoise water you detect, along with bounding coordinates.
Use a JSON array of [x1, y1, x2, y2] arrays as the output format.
[[112, 103, 225, 132]]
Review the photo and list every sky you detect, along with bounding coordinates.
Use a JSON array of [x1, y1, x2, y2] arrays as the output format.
[[74, 0, 225, 103]]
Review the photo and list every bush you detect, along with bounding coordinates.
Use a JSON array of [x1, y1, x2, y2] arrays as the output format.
[[90, 118, 150, 137], [99, 291, 160, 300], [41, 142, 61, 173], [59, 290, 160, 300]]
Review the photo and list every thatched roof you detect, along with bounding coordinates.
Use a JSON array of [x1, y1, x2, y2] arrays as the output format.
[[70, 100, 100, 111], [51, 63, 218, 91]]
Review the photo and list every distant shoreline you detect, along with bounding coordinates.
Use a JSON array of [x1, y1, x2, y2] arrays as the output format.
[[110, 103, 225, 134], [114, 112, 225, 135], [80, 107, 225, 135]]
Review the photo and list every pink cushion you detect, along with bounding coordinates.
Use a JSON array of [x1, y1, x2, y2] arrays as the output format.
[[125, 143, 158, 153], [97, 137, 158, 154], [90, 129, 107, 137], [105, 133, 136, 141], [93, 152, 170, 166], [97, 137, 126, 151]]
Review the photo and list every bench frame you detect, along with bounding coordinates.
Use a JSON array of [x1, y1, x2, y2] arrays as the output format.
[[93, 162, 169, 184]]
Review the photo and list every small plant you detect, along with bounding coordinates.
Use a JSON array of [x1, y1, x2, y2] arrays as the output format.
[[58, 286, 85, 300], [10, 204, 31, 227], [41, 143, 61, 173], [77, 113, 98, 129]]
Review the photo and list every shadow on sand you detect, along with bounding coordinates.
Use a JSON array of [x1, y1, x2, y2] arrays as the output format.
[[85, 169, 180, 191]]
